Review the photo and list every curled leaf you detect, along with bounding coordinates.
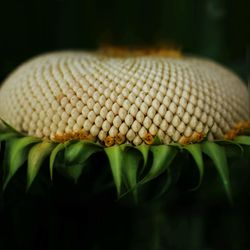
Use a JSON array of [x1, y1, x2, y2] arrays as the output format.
[[214, 139, 244, 157], [122, 146, 142, 200], [60, 162, 89, 183], [141, 145, 178, 184], [27, 141, 55, 190], [64, 141, 102, 164], [0, 132, 19, 142], [136, 144, 150, 173], [0, 132, 19, 156], [58, 141, 102, 182], [184, 144, 204, 189], [104, 145, 124, 196], [3, 136, 40, 189], [234, 136, 250, 146], [49, 142, 70, 180], [202, 141, 232, 203]]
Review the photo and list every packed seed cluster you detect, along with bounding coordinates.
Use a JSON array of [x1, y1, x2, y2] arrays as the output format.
[[0, 51, 248, 145]]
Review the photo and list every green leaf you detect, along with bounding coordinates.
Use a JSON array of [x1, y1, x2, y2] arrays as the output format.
[[169, 142, 183, 149], [136, 144, 150, 172], [202, 141, 232, 203], [0, 132, 21, 171], [64, 141, 101, 164], [214, 139, 244, 157], [3, 136, 40, 189], [122, 147, 142, 200], [49, 142, 70, 180], [184, 144, 204, 189], [0, 132, 19, 141], [234, 136, 250, 146], [104, 145, 124, 196], [141, 145, 178, 184], [56, 141, 102, 183], [60, 162, 89, 183], [27, 141, 55, 190]]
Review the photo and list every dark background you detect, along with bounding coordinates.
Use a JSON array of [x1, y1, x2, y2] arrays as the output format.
[[0, 0, 249, 83], [0, 1, 250, 250]]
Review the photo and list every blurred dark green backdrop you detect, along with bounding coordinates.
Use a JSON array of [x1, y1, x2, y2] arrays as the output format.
[[0, 0, 249, 83], [0, 1, 250, 250]]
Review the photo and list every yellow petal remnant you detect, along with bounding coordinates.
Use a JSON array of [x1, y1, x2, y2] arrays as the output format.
[[224, 121, 250, 140]]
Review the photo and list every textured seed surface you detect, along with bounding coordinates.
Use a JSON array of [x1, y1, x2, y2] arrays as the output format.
[[0, 51, 249, 145]]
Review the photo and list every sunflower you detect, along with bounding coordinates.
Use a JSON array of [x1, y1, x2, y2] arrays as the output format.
[[0, 49, 249, 201]]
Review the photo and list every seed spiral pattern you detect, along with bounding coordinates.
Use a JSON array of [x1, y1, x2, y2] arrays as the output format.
[[0, 51, 248, 145]]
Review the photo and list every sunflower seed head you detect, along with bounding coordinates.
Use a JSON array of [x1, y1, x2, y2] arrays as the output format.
[[0, 51, 249, 145]]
